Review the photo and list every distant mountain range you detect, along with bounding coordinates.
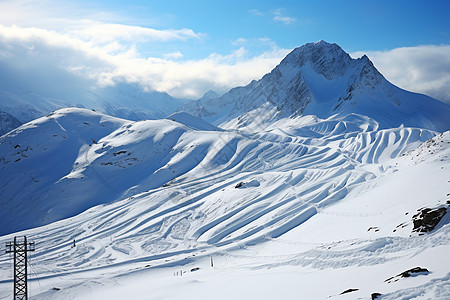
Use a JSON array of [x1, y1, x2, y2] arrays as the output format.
[[1, 41, 449, 138], [0, 81, 187, 125]]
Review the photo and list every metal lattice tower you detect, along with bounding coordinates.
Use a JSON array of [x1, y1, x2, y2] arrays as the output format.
[[5, 236, 35, 300]]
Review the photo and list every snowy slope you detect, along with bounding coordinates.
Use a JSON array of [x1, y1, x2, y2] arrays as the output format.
[[0, 41, 449, 299], [0, 107, 448, 299], [0, 109, 131, 234], [0, 110, 21, 136], [1, 107, 437, 235], [184, 41, 450, 133]]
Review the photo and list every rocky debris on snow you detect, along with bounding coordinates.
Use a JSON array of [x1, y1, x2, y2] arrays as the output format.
[[339, 288, 359, 295], [412, 206, 447, 235], [100, 156, 139, 168], [235, 182, 245, 188], [190, 267, 200, 272], [393, 222, 409, 232], [113, 150, 127, 156], [371, 293, 382, 299], [384, 267, 430, 283], [405, 132, 450, 164], [234, 179, 260, 188]]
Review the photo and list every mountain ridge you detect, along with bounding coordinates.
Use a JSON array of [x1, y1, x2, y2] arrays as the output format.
[[0, 81, 188, 124], [182, 41, 450, 133], [0, 110, 22, 136]]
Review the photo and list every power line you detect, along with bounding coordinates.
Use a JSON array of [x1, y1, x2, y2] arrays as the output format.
[[27, 251, 42, 294]]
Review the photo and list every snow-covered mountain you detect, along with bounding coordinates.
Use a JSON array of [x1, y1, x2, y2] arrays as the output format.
[[0, 41, 449, 299], [1, 105, 442, 235], [0, 106, 448, 299], [184, 41, 450, 132], [0, 110, 21, 136], [0, 81, 187, 124]]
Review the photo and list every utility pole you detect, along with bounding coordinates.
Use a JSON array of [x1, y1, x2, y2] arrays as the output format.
[[6, 236, 35, 300]]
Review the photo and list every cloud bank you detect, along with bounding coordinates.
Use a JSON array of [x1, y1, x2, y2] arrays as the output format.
[[352, 45, 450, 104], [0, 24, 289, 99], [0, 23, 449, 105]]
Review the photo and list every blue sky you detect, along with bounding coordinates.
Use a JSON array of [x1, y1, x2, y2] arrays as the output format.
[[57, 0, 450, 58], [0, 0, 449, 101]]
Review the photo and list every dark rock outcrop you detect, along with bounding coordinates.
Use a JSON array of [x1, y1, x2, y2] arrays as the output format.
[[385, 267, 429, 283], [340, 288, 359, 295], [412, 206, 447, 234], [371, 293, 382, 299]]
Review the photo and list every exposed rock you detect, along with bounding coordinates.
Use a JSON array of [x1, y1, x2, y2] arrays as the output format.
[[371, 293, 382, 299], [235, 179, 260, 189], [368, 226, 379, 232], [340, 288, 359, 295], [399, 267, 429, 278], [113, 150, 127, 156], [412, 206, 447, 234], [385, 267, 429, 283], [235, 182, 244, 188]]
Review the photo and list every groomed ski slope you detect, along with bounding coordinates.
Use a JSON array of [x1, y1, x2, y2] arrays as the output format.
[[0, 108, 449, 299]]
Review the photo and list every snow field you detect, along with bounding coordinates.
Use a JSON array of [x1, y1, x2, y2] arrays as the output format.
[[0, 108, 448, 299]]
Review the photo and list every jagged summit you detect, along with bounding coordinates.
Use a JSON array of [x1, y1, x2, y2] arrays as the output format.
[[183, 41, 450, 132], [280, 41, 355, 79], [199, 90, 220, 101]]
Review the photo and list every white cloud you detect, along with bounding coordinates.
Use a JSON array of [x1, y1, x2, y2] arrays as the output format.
[[273, 9, 296, 25], [0, 25, 289, 99], [75, 23, 203, 43], [106, 46, 289, 98], [163, 51, 184, 59], [0, 1, 204, 45], [3, 21, 448, 106], [0, 2, 288, 99], [0, 0, 116, 29], [249, 9, 264, 16], [232, 38, 248, 45], [351, 45, 450, 104]]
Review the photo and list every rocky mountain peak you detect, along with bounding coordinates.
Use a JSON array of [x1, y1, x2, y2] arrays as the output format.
[[280, 40, 354, 80], [182, 41, 450, 132]]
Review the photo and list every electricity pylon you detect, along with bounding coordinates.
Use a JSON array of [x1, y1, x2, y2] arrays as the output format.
[[6, 236, 35, 300]]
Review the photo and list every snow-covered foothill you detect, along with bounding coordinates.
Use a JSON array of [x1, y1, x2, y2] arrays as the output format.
[[0, 108, 448, 299]]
